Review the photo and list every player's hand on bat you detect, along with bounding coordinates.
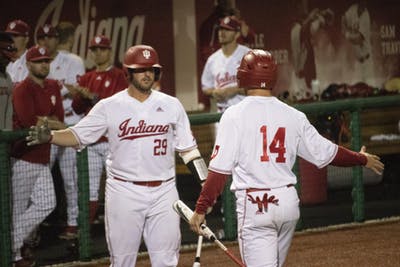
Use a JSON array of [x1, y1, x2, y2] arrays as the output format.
[[359, 146, 384, 175], [189, 212, 206, 236], [26, 118, 52, 146]]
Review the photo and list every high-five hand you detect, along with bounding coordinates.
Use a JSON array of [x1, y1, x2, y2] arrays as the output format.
[[26, 118, 52, 146], [359, 146, 384, 175]]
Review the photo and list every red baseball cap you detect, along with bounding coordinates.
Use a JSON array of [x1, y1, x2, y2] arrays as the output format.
[[37, 24, 59, 38], [26, 46, 52, 62], [89, 35, 111, 49], [219, 16, 241, 31], [5, 20, 30, 36]]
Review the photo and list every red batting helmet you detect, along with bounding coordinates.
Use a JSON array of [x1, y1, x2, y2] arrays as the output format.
[[123, 45, 162, 81], [236, 49, 277, 90]]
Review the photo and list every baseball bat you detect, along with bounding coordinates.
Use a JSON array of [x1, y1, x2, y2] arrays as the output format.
[[193, 235, 203, 267], [173, 200, 246, 267]]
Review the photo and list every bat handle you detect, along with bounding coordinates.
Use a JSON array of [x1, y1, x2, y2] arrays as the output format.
[[195, 235, 203, 256], [192, 235, 203, 267]]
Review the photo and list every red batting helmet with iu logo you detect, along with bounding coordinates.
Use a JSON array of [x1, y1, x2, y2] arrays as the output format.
[[123, 45, 162, 81], [236, 49, 277, 91]]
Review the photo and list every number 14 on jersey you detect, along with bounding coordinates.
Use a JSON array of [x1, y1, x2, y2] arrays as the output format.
[[260, 126, 286, 163]]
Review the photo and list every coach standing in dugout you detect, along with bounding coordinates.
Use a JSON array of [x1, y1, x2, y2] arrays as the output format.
[[70, 35, 128, 227], [11, 46, 64, 267], [26, 44, 209, 267], [189, 50, 384, 267]]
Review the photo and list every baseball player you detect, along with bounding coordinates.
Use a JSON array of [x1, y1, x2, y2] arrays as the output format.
[[26, 45, 208, 267], [70, 35, 128, 228], [0, 31, 16, 130], [11, 46, 64, 267], [37, 24, 86, 238], [201, 15, 250, 113], [4, 19, 30, 84], [189, 50, 384, 267]]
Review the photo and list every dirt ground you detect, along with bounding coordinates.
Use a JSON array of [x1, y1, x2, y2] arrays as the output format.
[[65, 218, 400, 267]]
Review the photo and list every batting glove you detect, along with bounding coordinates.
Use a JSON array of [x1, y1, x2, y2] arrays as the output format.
[[26, 119, 52, 146]]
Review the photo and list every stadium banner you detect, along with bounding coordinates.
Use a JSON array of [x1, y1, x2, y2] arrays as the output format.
[[196, 0, 400, 103], [0, 0, 176, 96]]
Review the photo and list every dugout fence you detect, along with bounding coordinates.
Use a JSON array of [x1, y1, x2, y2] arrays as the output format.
[[0, 94, 399, 266]]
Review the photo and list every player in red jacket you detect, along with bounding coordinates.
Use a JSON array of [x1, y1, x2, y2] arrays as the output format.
[[11, 46, 64, 267]]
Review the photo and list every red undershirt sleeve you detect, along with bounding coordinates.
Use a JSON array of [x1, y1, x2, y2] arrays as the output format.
[[195, 170, 229, 214], [330, 146, 367, 167]]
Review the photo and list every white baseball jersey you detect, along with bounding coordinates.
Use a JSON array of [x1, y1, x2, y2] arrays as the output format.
[[48, 51, 86, 125], [201, 44, 250, 112], [209, 96, 338, 190], [6, 50, 28, 84], [70, 89, 197, 181]]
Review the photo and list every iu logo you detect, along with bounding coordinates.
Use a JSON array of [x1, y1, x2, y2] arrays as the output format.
[[142, 49, 151, 59], [43, 25, 50, 33], [39, 47, 46, 55], [261, 82, 266, 88]]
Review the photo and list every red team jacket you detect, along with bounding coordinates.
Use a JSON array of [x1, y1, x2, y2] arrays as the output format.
[[12, 77, 64, 163], [72, 67, 128, 115]]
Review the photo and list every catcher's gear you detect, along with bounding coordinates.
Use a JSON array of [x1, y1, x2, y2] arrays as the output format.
[[123, 45, 162, 81], [237, 49, 277, 90], [26, 118, 52, 146]]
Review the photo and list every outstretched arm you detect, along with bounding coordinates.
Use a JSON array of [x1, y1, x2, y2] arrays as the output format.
[[26, 119, 79, 147], [330, 145, 384, 175]]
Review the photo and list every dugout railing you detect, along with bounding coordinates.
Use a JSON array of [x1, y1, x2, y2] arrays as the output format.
[[0, 94, 399, 266]]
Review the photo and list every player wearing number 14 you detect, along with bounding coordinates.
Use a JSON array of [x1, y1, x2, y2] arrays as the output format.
[[189, 50, 384, 267]]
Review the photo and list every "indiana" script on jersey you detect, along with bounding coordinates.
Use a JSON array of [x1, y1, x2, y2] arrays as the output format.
[[118, 119, 169, 140]]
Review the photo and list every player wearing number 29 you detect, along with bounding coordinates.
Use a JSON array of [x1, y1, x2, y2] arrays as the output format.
[[189, 50, 384, 267], [26, 44, 208, 267]]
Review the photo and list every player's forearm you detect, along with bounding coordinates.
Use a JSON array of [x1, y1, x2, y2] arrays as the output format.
[[330, 146, 367, 167], [195, 171, 228, 214], [202, 88, 214, 97], [50, 129, 80, 147], [223, 86, 245, 98]]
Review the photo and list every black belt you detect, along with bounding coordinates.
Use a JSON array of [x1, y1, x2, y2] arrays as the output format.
[[113, 176, 174, 187]]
